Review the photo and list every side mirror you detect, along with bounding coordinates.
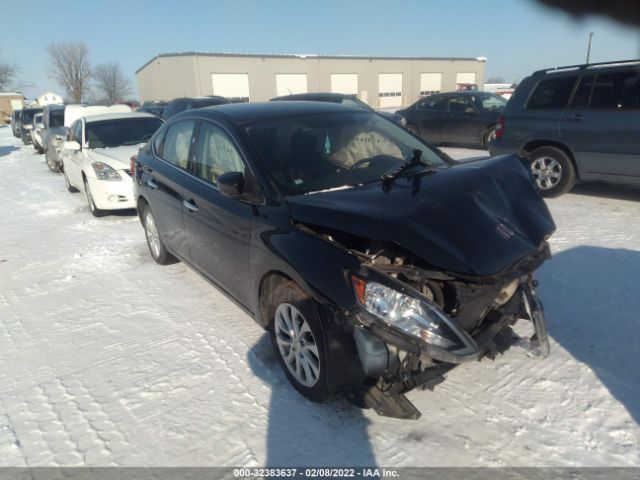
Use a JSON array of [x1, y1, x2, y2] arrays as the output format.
[[63, 140, 81, 151], [217, 171, 244, 198]]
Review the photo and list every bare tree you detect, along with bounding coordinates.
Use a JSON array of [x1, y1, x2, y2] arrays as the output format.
[[47, 42, 91, 102], [0, 51, 19, 91], [93, 62, 131, 104]]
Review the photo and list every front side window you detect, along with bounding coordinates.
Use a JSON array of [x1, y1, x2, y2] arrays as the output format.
[[194, 122, 245, 185], [448, 96, 477, 113], [67, 121, 79, 141], [527, 75, 577, 110], [161, 120, 196, 169], [245, 111, 445, 195], [591, 70, 640, 110], [74, 121, 83, 144], [571, 75, 594, 109]]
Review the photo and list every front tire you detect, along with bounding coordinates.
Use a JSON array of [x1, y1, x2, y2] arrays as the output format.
[[84, 178, 106, 217], [528, 146, 576, 197], [142, 205, 176, 265], [269, 281, 329, 402], [46, 151, 60, 173]]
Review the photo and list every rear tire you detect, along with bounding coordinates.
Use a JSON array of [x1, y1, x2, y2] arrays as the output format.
[[269, 281, 329, 402], [483, 126, 496, 147], [406, 123, 420, 137], [527, 146, 576, 197], [142, 205, 176, 265]]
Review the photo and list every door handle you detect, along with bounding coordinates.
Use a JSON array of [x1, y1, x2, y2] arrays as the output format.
[[183, 199, 198, 212], [147, 178, 159, 189]]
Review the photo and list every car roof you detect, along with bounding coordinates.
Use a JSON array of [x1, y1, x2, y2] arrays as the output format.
[[175, 100, 366, 124], [271, 92, 354, 102], [84, 112, 158, 123]]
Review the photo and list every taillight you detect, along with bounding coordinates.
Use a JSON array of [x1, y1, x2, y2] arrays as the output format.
[[130, 155, 137, 176], [495, 115, 505, 140]]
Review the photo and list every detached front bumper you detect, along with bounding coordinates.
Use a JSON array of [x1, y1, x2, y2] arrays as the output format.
[[86, 173, 135, 211]]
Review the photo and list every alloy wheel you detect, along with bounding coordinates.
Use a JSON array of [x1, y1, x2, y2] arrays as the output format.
[[144, 210, 161, 259], [274, 303, 321, 387], [531, 156, 562, 191]]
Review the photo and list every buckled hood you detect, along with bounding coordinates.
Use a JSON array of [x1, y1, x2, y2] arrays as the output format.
[[286, 155, 556, 276]]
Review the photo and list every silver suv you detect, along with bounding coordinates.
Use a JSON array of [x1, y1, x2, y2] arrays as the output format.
[[489, 60, 640, 197]]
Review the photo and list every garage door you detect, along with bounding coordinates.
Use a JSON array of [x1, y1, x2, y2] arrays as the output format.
[[378, 73, 403, 108], [276, 74, 308, 96], [330, 74, 358, 95], [211, 74, 250, 102], [420, 73, 442, 96], [456, 72, 477, 86]]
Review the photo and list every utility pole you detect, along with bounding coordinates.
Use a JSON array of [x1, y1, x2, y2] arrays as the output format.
[[586, 32, 594, 64]]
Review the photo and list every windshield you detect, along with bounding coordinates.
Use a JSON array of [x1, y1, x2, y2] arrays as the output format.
[[245, 111, 446, 195], [50, 110, 65, 128], [22, 109, 42, 123], [86, 117, 162, 149]]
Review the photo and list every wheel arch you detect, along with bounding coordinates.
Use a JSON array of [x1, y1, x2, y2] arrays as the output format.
[[521, 140, 580, 180]]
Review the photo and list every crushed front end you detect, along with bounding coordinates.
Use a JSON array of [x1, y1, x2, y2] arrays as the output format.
[[346, 242, 552, 419]]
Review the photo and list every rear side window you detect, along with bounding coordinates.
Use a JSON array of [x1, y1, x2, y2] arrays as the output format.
[[527, 75, 577, 109], [193, 122, 245, 185], [591, 70, 640, 110], [417, 96, 448, 111], [161, 120, 196, 169]]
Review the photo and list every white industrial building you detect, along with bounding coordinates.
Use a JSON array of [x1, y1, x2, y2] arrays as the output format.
[[136, 52, 487, 108]]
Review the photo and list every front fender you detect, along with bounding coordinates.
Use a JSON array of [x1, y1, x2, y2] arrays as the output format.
[[250, 215, 361, 328]]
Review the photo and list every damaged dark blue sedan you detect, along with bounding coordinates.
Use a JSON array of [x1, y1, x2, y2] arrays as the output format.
[[132, 101, 555, 419]]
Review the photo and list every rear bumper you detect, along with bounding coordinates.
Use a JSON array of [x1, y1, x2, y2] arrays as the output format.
[[488, 139, 520, 157]]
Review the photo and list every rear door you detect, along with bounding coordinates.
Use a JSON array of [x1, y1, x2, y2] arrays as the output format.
[[181, 120, 253, 308], [413, 95, 448, 144], [441, 94, 483, 144], [561, 69, 640, 180], [144, 119, 196, 259]]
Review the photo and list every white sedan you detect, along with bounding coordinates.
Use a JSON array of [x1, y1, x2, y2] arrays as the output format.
[[61, 112, 163, 216]]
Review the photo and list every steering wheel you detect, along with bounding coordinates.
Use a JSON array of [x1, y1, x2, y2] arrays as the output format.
[[350, 155, 397, 170]]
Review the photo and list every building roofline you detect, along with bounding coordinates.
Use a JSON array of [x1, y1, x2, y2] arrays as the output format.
[[135, 51, 486, 74]]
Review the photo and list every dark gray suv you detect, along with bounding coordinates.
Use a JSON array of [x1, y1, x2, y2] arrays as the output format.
[[489, 60, 640, 197]]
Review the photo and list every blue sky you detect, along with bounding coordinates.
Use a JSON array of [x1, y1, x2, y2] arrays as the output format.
[[2, 0, 639, 99]]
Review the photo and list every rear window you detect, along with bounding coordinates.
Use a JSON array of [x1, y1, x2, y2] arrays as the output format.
[[527, 75, 577, 110]]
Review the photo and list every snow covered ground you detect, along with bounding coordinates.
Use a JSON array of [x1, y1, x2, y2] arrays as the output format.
[[1, 125, 639, 467]]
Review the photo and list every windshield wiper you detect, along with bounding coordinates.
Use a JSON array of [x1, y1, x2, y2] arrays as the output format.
[[381, 149, 433, 187]]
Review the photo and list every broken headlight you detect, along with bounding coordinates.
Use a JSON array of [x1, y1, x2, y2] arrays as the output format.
[[352, 276, 472, 354]]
